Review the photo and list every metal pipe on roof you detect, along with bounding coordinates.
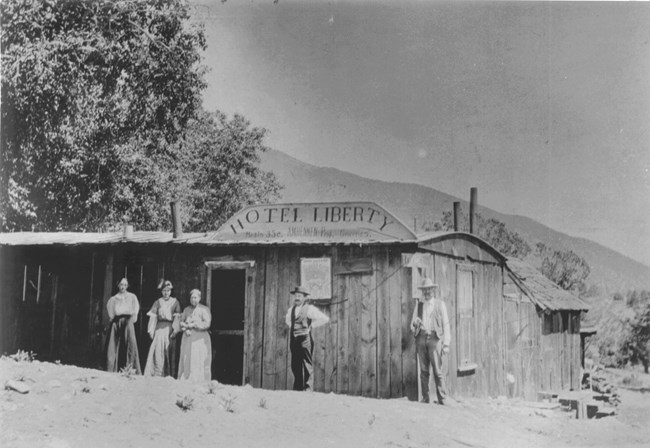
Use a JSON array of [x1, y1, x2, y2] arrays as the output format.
[[170, 201, 183, 239], [453, 201, 460, 231], [469, 187, 477, 234], [123, 224, 133, 239]]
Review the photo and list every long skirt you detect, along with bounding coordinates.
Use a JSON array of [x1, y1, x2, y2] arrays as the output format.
[[106, 316, 142, 374], [143, 321, 179, 377], [177, 330, 212, 381]]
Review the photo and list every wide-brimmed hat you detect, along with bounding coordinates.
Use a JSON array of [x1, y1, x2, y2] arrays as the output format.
[[290, 285, 311, 296], [417, 278, 438, 289]]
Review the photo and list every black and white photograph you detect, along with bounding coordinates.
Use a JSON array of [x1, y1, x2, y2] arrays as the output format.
[[1, 1, 649, 447]]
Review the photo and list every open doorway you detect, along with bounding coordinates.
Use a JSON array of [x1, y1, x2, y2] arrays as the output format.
[[208, 268, 246, 385]]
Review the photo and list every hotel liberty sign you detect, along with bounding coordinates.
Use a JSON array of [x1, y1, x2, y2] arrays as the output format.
[[214, 202, 417, 242]]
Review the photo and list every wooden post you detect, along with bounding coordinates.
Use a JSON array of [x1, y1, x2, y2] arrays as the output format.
[[88, 253, 96, 335], [36, 265, 42, 303], [453, 201, 461, 231], [49, 275, 59, 358], [22, 265, 27, 302], [101, 253, 114, 350], [469, 187, 478, 234]]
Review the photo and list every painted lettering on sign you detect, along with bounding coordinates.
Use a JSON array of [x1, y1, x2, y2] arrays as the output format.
[[214, 202, 416, 242]]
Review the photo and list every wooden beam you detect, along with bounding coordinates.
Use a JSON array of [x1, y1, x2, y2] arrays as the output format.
[[49, 275, 58, 358]]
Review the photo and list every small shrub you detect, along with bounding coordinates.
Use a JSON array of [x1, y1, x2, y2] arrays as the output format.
[[220, 393, 237, 413], [119, 364, 137, 380], [258, 397, 267, 409], [13, 374, 29, 382], [207, 381, 221, 395], [368, 413, 376, 427], [621, 374, 641, 388], [81, 386, 91, 394], [176, 395, 194, 412], [3, 350, 36, 362]]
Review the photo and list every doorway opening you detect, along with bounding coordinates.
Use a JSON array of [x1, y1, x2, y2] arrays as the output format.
[[209, 269, 246, 385]]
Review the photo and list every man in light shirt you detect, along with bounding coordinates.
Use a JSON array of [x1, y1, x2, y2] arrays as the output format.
[[285, 285, 329, 391], [410, 278, 450, 404]]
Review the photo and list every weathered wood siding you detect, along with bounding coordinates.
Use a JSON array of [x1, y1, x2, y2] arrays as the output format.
[[252, 245, 411, 398], [435, 254, 504, 398], [502, 289, 543, 400], [418, 237, 505, 398], [539, 311, 581, 393], [1, 237, 581, 401]]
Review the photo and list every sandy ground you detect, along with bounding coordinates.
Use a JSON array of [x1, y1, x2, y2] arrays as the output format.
[[1, 359, 649, 448]]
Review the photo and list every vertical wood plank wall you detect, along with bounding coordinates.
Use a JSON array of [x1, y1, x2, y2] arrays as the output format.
[[1, 242, 582, 400], [253, 245, 409, 398], [436, 253, 504, 398]]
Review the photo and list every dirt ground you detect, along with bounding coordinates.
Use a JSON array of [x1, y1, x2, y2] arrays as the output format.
[[1, 359, 649, 448]]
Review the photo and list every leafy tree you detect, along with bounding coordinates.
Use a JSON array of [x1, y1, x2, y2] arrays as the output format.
[[536, 246, 591, 293], [622, 295, 650, 373], [427, 208, 531, 258], [1, 0, 280, 232], [172, 110, 282, 232], [595, 290, 650, 371]]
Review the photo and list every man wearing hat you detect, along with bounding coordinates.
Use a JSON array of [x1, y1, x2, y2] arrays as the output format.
[[285, 285, 330, 391], [411, 277, 450, 404]]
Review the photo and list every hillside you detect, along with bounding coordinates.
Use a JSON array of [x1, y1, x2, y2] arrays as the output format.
[[261, 149, 650, 294]]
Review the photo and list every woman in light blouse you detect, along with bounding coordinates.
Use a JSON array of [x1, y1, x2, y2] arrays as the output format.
[[106, 277, 141, 374], [144, 280, 182, 377], [177, 289, 212, 381]]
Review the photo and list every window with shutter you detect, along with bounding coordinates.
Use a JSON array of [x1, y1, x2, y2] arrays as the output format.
[[457, 266, 477, 372]]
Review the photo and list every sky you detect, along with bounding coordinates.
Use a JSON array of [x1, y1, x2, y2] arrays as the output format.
[[189, 1, 650, 267]]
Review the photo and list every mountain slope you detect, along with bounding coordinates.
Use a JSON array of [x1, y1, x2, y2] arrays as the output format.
[[260, 149, 650, 293]]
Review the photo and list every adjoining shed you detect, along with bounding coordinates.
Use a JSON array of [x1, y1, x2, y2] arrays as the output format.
[[0, 201, 587, 400], [504, 258, 588, 399]]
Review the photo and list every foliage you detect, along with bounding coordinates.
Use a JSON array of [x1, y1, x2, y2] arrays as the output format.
[[207, 380, 222, 395], [622, 298, 650, 373], [1, 0, 207, 231], [2, 0, 281, 232], [119, 363, 137, 379], [176, 394, 194, 411], [426, 208, 531, 258], [175, 110, 282, 232], [2, 350, 37, 362], [626, 290, 650, 308], [219, 393, 237, 413], [535, 243, 591, 293], [595, 289, 650, 372]]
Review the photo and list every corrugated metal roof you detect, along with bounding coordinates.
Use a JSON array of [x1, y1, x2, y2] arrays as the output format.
[[506, 257, 589, 311]]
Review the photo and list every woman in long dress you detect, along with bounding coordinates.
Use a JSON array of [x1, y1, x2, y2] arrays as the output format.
[[106, 278, 141, 374], [143, 280, 181, 377], [177, 289, 212, 381]]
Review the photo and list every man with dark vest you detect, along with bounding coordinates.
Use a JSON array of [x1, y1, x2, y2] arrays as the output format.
[[410, 277, 451, 404], [285, 285, 330, 391]]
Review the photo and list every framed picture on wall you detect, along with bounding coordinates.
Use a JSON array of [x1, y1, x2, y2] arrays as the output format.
[[300, 257, 332, 301]]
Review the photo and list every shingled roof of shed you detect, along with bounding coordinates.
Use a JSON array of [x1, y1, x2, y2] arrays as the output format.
[[506, 257, 589, 311]]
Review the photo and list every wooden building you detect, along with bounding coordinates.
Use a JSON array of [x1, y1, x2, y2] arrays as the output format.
[[0, 201, 587, 400]]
